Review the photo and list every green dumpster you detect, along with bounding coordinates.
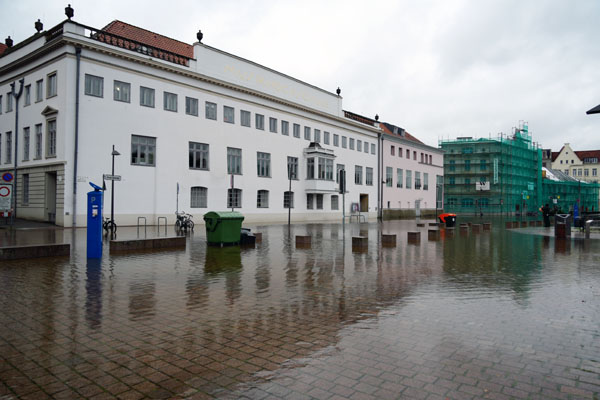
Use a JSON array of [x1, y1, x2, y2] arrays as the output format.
[[203, 211, 245, 245]]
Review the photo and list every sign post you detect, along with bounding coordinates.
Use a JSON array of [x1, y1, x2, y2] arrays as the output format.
[[0, 184, 13, 218]]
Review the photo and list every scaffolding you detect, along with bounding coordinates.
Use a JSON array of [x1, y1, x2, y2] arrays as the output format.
[[440, 123, 542, 216], [542, 178, 600, 213]]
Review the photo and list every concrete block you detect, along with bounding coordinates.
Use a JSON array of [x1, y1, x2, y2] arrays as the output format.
[[528, 221, 536, 227], [381, 234, 396, 247], [555, 223, 566, 238], [254, 232, 262, 243], [352, 236, 368, 252], [110, 236, 185, 253], [296, 235, 311, 247], [428, 229, 440, 240], [472, 224, 481, 233], [536, 220, 542, 227], [416, 223, 425, 227], [0, 244, 70, 260], [483, 222, 491, 231], [407, 231, 421, 243], [506, 221, 513, 229], [520, 221, 528, 228]]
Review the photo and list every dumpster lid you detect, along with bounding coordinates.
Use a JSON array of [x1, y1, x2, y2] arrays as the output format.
[[203, 211, 245, 220]]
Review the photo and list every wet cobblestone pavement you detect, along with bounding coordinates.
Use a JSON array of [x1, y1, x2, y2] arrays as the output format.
[[1, 219, 599, 399]]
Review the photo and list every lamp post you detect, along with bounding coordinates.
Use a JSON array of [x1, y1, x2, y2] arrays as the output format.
[[111, 145, 120, 236], [10, 78, 24, 225]]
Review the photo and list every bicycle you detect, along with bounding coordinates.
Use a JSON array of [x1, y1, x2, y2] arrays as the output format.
[[103, 217, 117, 236], [175, 212, 194, 231]]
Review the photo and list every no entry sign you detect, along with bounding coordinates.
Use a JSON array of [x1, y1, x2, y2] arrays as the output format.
[[0, 184, 12, 211]]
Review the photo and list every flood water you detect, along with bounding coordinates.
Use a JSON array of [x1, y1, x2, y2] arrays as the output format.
[[1, 219, 599, 399]]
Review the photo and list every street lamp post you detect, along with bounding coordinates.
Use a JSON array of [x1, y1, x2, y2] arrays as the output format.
[[111, 145, 120, 236]]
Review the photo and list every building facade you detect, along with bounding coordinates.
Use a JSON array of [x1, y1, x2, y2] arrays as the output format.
[[550, 143, 599, 183], [0, 17, 381, 227], [380, 122, 444, 218], [439, 124, 542, 216]]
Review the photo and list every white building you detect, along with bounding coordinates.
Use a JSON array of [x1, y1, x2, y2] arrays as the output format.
[[0, 15, 381, 227]]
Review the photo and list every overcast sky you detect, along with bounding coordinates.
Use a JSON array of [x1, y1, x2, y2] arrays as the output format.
[[2, 0, 599, 151]]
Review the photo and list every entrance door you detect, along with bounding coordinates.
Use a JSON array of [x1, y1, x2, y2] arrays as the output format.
[[415, 199, 421, 218], [45, 172, 57, 223], [359, 194, 369, 212]]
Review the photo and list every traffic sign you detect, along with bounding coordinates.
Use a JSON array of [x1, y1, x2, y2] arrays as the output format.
[[0, 184, 12, 211], [103, 174, 121, 181], [2, 172, 13, 182]]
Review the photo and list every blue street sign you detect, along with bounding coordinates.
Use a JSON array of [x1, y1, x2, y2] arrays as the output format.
[[2, 172, 13, 182]]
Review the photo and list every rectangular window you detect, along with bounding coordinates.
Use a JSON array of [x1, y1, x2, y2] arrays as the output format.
[[23, 174, 30, 205], [331, 195, 339, 210], [241, 110, 251, 127], [0, 134, 2, 163], [406, 149, 410, 158], [399, 147, 402, 158], [113, 80, 130, 102], [131, 135, 156, 166], [449, 160, 456, 171], [317, 158, 334, 180], [224, 106, 235, 123], [189, 142, 209, 170], [24, 85, 31, 106], [36, 79, 43, 102], [314, 129, 321, 143], [593, 168, 597, 176], [406, 170, 412, 189], [396, 169, 403, 188], [227, 147, 242, 175], [336, 164, 345, 184], [355, 165, 363, 185], [0, 95, 2, 114], [386, 167, 393, 187], [205, 101, 217, 119], [465, 160, 471, 171], [190, 187, 207, 208], [293, 123, 300, 138], [349, 138, 355, 150], [364, 143, 369, 153], [584, 169, 589, 177], [357, 140, 362, 152], [287, 156, 298, 180], [429, 155, 432, 164], [307, 193, 314, 210], [35, 124, 42, 159], [47, 73, 57, 98], [304, 126, 311, 141], [423, 173, 429, 190], [257, 152, 271, 177], [6, 93, 13, 112], [391, 146, 395, 156], [333, 134, 339, 147], [255, 114, 265, 130], [84, 75, 103, 97], [342, 136, 347, 148], [316, 194, 324, 210], [307, 157, 315, 179], [413, 151, 417, 160], [480, 159, 486, 171], [269, 117, 277, 133], [163, 92, 177, 112], [186, 97, 199, 116], [23, 127, 30, 161], [281, 120, 289, 135], [5, 132, 12, 163], [284, 191, 294, 208], [324, 131, 330, 145], [449, 177, 455, 185], [366, 167, 373, 186], [257, 190, 269, 208], [46, 120, 56, 157], [140, 87, 155, 107], [415, 171, 421, 189], [227, 188, 242, 208], [465, 178, 470, 186], [371, 144, 376, 154]]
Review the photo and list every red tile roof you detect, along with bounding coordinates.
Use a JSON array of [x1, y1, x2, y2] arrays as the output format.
[[551, 151, 559, 162], [575, 150, 600, 161], [102, 20, 193, 59], [0, 43, 7, 57]]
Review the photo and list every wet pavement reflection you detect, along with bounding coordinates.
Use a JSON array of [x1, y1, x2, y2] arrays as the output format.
[[1, 219, 599, 399]]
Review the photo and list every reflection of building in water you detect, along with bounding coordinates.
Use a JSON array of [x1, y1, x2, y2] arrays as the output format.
[[128, 281, 156, 321], [204, 246, 242, 305], [85, 258, 103, 329]]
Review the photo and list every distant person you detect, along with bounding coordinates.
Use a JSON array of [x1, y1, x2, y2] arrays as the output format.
[[540, 204, 551, 227]]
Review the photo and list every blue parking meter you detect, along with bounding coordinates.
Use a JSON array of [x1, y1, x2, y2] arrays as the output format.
[[87, 182, 104, 258]]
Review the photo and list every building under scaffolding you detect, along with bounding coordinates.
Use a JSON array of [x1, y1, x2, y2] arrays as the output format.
[[440, 123, 542, 216], [541, 168, 600, 213]]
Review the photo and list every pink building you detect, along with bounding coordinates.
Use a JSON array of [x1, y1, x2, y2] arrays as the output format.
[[381, 123, 444, 218]]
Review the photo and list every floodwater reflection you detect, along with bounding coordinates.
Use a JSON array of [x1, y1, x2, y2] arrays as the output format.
[[0, 218, 599, 399]]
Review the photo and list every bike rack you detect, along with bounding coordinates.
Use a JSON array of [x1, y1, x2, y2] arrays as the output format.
[[137, 216, 147, 238], [157, 216, 167, 236]]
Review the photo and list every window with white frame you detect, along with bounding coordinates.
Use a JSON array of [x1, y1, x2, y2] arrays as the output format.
[[415, 171, 421, 189], [316, 194, 324, 210], [269, 117, 277, 133], [284, 191, 294, 208], [24, 85, 31, 106], [23, 127, 30, 161], [281, 120, 289, 135], [164, 92, 177, 112], [227, 147, 242, 175], [257, 190, 269, 208], [241, 110, 251, 127], [355, 165, 363, 185], [314, 129, 321, 143], [331, 195, 339, 210], [307, 193, 314, 210], [371, 143, 376, 154], [397, 169, 403, 188], [255, 114, 265, 130], [6, 93, 13, 112], [398, 147, 403, 158], [113, 80, 130, 102], [364, 142, 369, 153], [333, 134, 339, 147], [84, 74, 103, 97], [336, 164, 345, 183], [357, 140, 362, 152], [205, 101, 217, 119], [5, 132, 12, 163], [307, 157, 315, 179], [317, 158, 334, 180], [287, 156, 298, 179], [423, 173, 429, 190], [34, 124, 42, 159], [293, 123, 300, 138], [349, 138, 355, 150], [190, 187, 207, 208], [0, 95, 2, 114], [386, 167, 393, 187], [257, 152, 271, 177], [342, 136, 347, 148], [406, 170, 412, 189], [36, 79, 43, 102], [227, 188, 242, 208], [23, 174, 29, 205], [593, 168, 597, 177], [366, 167, 373, 186], [186, 97, 199, 116], [189, 142, 209, 170], [131, 135, 156, 166], [224, 106, 235, 123], [324, 131, 330, 144], [47, 72, 57, 98], [140, 86, 155, 107], [46, 120, 56, 157], [304, 126, 311, 141]]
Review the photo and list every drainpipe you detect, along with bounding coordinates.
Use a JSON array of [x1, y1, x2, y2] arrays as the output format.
[[378, 133, 383, 221], [10, 78, 24, 225], [72, 47, 81, 227]]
